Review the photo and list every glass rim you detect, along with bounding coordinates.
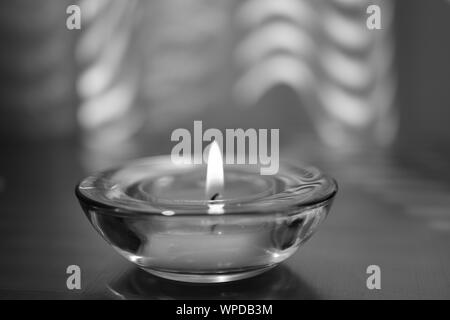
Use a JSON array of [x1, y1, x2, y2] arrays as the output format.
[[75, 156, 338, 217]]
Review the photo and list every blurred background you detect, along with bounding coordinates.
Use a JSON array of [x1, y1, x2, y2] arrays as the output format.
[[0, 0, 450, 299], [0, 0, 449, 169]]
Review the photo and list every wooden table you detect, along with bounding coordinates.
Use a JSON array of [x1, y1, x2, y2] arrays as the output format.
[[0, 140, 449, 299]]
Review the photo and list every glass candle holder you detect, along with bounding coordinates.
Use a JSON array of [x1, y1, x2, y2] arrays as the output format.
[[76, 156, 337, 283]]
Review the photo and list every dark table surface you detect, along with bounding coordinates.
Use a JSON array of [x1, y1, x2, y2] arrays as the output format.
[[1, 138, 450, 300]]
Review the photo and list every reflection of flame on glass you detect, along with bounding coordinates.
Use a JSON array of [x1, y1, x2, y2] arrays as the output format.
[[206, 141, 225, 214]]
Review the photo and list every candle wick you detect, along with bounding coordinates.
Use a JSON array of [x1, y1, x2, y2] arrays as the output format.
[[210, 193, 220, 201]]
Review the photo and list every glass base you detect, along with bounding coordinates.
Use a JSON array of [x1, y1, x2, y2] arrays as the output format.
[[143, 266, 276, 283]]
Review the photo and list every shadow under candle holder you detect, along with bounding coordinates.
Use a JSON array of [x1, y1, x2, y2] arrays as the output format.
[[107, 265, 319, 300]]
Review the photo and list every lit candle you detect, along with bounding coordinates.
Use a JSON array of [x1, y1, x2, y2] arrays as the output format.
[[76, 142, 337, 283], [205, 141, 224, 200], [205, 141, 225, 215]]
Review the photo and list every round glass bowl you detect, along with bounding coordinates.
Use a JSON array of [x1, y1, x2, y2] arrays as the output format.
[[76, 156, 338, 283]]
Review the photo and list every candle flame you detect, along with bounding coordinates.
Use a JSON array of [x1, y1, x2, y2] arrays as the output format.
[[206, 140, 224, 200]]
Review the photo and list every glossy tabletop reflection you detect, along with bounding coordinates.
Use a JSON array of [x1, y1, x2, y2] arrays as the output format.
[[1, 140, 450, 299]]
